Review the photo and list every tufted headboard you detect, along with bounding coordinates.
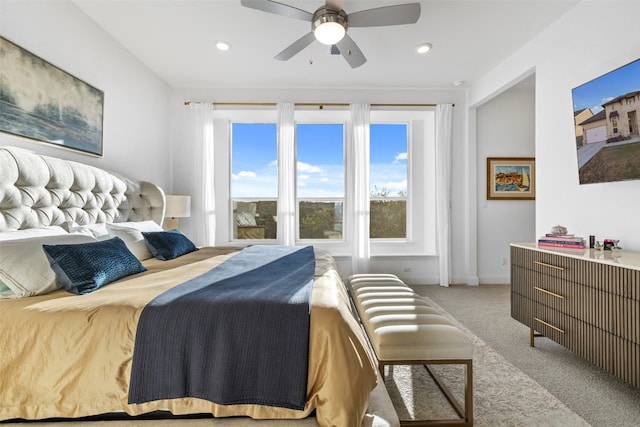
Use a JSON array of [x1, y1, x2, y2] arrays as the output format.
[[0, 146, 165, 232]]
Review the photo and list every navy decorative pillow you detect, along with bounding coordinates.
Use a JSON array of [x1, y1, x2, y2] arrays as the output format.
[[42, 237, 147, 295], [142, 229, 198, 261]]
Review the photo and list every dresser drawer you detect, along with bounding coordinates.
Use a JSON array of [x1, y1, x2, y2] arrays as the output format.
[[512, 245, 588, 286], [511, 293, 535, 329], [530, 302, 572, 348], [512, 265, 569, 306], [613, 296, 640, 345], [511, 293, 570, 345]]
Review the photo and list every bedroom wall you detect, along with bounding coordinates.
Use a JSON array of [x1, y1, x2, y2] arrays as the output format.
[[477, 76, 536, 284], [0, 0, 172, 190], [470, 0, 640, 252], [169, 87, 472, 285]]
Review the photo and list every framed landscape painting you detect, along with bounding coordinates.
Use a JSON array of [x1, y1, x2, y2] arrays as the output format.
[[487, 157, 535, 200], [0, 37, 104, 156]]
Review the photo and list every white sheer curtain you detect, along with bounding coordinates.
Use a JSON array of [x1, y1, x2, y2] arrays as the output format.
[[189, 103, 216, 247], [349, 104, 371, 274], [435, 104, 453, 287], [277, 103, 296, 246]]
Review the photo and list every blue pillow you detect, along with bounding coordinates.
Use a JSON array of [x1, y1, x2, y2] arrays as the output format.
[[42, 237, 147, 295], [142, 229, 198, 261]]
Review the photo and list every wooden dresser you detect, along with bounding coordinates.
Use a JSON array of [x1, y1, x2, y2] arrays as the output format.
[[511, 243, 640, 388]]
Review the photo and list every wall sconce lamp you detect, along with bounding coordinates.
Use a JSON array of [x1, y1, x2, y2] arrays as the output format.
[[164, 195, 191, 230]]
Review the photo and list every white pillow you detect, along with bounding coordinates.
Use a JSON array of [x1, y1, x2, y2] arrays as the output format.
[[236, 212, 257, 226], [0, 234, 97, 298], [0, 226, 67, 242], [106, 220, 163, 261], [65, 221, 109, 238]]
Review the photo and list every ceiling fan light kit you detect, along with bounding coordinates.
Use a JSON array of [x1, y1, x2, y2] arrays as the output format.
[[240, 0, 421, 69], [312, 7, 348, 45]]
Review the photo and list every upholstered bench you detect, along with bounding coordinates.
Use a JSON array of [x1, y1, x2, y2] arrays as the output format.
[[348, 274, 473, 427]]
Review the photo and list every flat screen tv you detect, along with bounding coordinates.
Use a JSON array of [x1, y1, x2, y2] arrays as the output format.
[[571, 58, 640, 184]]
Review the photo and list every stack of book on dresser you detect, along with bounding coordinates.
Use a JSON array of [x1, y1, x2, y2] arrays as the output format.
[[538, 233, 586, 249]]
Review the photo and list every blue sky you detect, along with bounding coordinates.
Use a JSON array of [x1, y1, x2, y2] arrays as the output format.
[[231, 123, 407, 198], [572, 58, 640, 113]]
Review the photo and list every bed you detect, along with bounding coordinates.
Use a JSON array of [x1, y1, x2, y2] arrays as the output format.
[[0, 146, 395, 427]]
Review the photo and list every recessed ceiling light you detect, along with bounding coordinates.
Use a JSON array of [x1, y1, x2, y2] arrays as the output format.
[[415, 42, 432, 54], [453, 80, 465, 87], [215, 40, 231, 51]]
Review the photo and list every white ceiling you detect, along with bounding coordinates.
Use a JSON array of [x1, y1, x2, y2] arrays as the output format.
[[73, 0, 578, 89]]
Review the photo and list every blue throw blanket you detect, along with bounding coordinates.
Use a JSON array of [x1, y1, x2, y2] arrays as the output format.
[[128, 245, 315, 410]]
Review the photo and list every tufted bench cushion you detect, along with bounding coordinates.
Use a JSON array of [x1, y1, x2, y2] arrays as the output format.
[[348, 274, 473, 427]]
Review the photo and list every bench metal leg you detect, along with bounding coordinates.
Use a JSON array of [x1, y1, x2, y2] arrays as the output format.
[[380, 359, 473, 427]]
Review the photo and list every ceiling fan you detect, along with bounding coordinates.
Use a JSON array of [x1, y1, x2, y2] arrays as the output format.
[[240, 0, 421, 68]]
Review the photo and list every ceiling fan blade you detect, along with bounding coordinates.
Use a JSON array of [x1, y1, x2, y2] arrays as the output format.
[[240, 0, 312, 22], [275, 32, 316, 61], [336, 34, 366, 68], [348, 3, 421, 27]]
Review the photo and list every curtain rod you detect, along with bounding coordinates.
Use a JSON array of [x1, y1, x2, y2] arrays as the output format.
[[183, 101, 453, 108]]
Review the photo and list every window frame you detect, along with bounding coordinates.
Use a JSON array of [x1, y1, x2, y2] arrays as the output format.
[[215, 108, 279, 244], [369, 109, 436, 256], [293, 110, 349, 251]]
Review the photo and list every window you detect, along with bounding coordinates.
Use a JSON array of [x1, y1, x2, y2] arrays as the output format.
[[369, 109, 435, 256], [230, 123, 277, 240], [370, 124, 408, 239], [296, 123, 345, 240], [219, 107, 436, 256]]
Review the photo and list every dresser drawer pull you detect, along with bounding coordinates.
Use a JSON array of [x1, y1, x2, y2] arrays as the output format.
[[534, 261, 565, 271], [534, 317, 565, 334], [534, 286, 565, 299]]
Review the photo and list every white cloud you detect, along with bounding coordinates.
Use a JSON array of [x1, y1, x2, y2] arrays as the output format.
[[297, 161, 322, 173], [387, 179, 408, 191], [299, 174, 310, 180], [268, 159, 277, 167], [392, 152, 408, 165], [297, 164, 345, 198], [232, 170, 257, 180]]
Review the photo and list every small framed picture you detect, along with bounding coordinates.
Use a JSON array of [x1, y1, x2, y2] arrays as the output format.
[[486, 157, 535, 200]]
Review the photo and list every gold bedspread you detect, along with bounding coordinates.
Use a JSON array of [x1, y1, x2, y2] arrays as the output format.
[[0, 247, 377, 427]]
